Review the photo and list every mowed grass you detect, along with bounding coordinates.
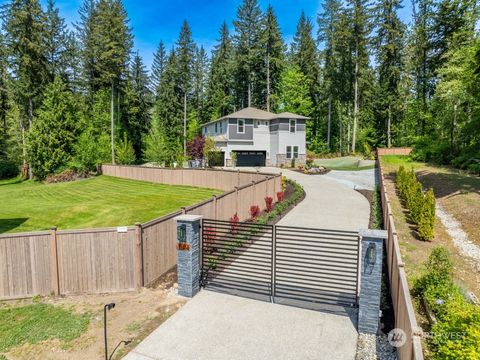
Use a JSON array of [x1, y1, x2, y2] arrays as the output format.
[[0, 303, 90, 355], [314, 156, 376, 171], [0, 176, 221, 233]]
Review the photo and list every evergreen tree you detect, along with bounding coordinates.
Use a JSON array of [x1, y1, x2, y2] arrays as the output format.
[[275, 65, 313, 117], [291, 11, 321, 146], [44, 0, 68, 83], [175, 20, 195, 98], [192, 46, 209, 123], [233, 0, 264, 108], [374, 0, 405, 147], [151, 40, 167, 97], [205, 22, 234, 120], [260, 5, 285, 112], [123, 52, 152, 159], [0, 35, 10, 160], [27, 77, 78, 179]]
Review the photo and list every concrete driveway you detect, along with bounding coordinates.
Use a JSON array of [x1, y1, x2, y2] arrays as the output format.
[[247, 167, 370, 231], [124, 290, 358, 360]]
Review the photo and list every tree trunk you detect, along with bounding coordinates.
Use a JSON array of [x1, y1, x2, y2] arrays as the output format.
[[111, 81, 115, 164], [387, 105, 392, 148], [28, 97, 33, 179], [339, 101, 343, 156], [451, 103, 457, 150], [347, 103, 351, 154], [266, 53, 270, 112], [327, 96, 332, 150], [184, 92, 187, 158], [352, 54, 359, 153]]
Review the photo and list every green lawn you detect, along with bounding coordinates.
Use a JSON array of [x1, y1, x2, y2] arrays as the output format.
[[0, 176, 220, 233], [0, 303, 90, 355], [314, 156, 376, 171]]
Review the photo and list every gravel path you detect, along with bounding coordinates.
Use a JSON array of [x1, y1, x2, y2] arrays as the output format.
[[356, 333, 397, 360], [436, 204, 480, 271]]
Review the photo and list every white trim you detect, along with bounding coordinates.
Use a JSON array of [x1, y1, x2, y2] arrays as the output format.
[[237, 119, 245, 134], [289, 119, 296, 133]]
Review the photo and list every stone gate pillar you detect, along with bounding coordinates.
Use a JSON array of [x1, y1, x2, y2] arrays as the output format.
[[358, 229, 386, 334], [175, 214, 203, 298]]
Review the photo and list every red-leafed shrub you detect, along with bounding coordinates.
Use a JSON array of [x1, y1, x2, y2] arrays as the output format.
[[277, 191, 285, 202], [186, 135, 206, 159], [229, 213, 240, 234], [264, 196, 273, 212], [249, 205, 260, 219]]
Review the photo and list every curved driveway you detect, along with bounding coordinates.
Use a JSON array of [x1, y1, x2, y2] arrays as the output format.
[[263, 167, 371, 231]]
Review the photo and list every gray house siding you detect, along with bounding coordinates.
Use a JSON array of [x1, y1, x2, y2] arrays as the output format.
[[228, 118, 254, 140], [271, 118, 306, 132]]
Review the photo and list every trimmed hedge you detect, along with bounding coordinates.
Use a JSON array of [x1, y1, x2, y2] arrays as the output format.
[[414, 247, 480, 359], [396, 166, 436, 240], [0, 160, 19, 179]]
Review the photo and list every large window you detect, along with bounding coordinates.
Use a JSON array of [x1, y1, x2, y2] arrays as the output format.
[[286, 145, 299, 159], [219, 121, 223, 133], [289, 119, 296, 133], [238, 119, 245, 133], [215, 123, 218, 133]]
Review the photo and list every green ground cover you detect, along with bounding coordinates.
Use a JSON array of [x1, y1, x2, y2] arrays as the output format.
[[0, 303, 90, 356], [314, 156, 375, 171], [0, 176, 220, 233]]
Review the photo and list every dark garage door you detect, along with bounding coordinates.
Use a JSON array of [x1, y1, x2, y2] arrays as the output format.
[[235, 151, 266, 167]]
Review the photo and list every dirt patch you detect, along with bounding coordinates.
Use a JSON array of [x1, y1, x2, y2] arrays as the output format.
[[45, 170, 89, 184], [381, 166, 480, 297], [3, 268, 186, 360]]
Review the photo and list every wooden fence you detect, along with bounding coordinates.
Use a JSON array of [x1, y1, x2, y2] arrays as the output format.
[[0, 167, 281, 300], [377, 155, 424, 360], [377, 147, 413, 156], [101, 164, 275, 191]]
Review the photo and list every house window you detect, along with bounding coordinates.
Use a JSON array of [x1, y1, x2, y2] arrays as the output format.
[[219, 121, 223, 133], [286, 146, 299, 159], [289, 119, 296, 133], [215, 123, 218, 133], [238, 119, 245, 133]]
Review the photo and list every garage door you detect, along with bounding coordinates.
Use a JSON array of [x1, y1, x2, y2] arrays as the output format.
[[235, 151, 266, 167]]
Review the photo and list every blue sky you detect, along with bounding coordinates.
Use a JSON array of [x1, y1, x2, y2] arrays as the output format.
[[36, 0, 413, 70]]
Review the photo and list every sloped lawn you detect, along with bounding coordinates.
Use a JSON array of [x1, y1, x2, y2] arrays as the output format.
[[0, 176, 220, 233]]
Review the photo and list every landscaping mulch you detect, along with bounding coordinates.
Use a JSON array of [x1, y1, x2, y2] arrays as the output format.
[[44, 170, 88, 183], [290, 167, 331, 175]]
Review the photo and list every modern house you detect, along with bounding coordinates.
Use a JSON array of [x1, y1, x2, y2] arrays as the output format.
[[201, 107, 308, 167]]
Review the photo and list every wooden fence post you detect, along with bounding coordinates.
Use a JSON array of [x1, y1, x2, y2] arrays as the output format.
[[134, 223, 144, 289], [50, 226, 60, 296]]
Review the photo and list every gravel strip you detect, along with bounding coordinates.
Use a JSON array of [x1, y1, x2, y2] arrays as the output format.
[[356, 333, 397, 360], [436, 204, 480, 271]]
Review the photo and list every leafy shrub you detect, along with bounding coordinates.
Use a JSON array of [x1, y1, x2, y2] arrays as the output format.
[[396, 166, 435, 240], [229, 213, 239, 234], [0, 160, 19, 179], [414, 247, 480, 359], [187, 136, 205, 160], [264, 196, 273, 212], [249, 205, 260, 219], [70, 131, 110, 175], [281, 176, 287, 191], [277, 191, 285, 202], [115, 133, 136, 165], [290, 158, 295, 168]]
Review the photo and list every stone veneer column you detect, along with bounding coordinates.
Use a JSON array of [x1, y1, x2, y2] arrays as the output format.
[[175, 214, 202, 298], [358, 229, 386, 334]]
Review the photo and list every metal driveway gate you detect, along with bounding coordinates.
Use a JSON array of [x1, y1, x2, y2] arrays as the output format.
[[201, 219, 360, 308]]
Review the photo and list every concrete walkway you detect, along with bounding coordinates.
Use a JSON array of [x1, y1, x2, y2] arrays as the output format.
[[124, 290, 358, 360]]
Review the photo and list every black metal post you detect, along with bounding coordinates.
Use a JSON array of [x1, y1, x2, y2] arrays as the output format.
[[104, 303, 115, 360]]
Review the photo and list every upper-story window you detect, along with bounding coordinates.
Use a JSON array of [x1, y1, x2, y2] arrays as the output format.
[[219, 121, 223, 133], [215, 123, 218, 133], [289, 119, 296, 133], [238, 119, 245, 133]]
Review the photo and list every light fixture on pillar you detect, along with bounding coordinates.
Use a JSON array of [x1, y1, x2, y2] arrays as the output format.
[[364, 243, 377, 274]]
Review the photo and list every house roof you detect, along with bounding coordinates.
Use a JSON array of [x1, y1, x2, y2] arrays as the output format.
[[203, 107, 309, 126], [275, 112, 309, 120]]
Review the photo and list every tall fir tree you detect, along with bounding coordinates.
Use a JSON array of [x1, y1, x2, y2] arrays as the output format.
[[44, 0, 68, 83], [205, 22, 234, 120], [192, 45, 209, 124], [260, 5, 285, 112], [123, 52, 152, 159], [291, 11, 321, 146], [233, 0, 264, 108], [375, 0, 405, 147], [151, 40, 167, 97]]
